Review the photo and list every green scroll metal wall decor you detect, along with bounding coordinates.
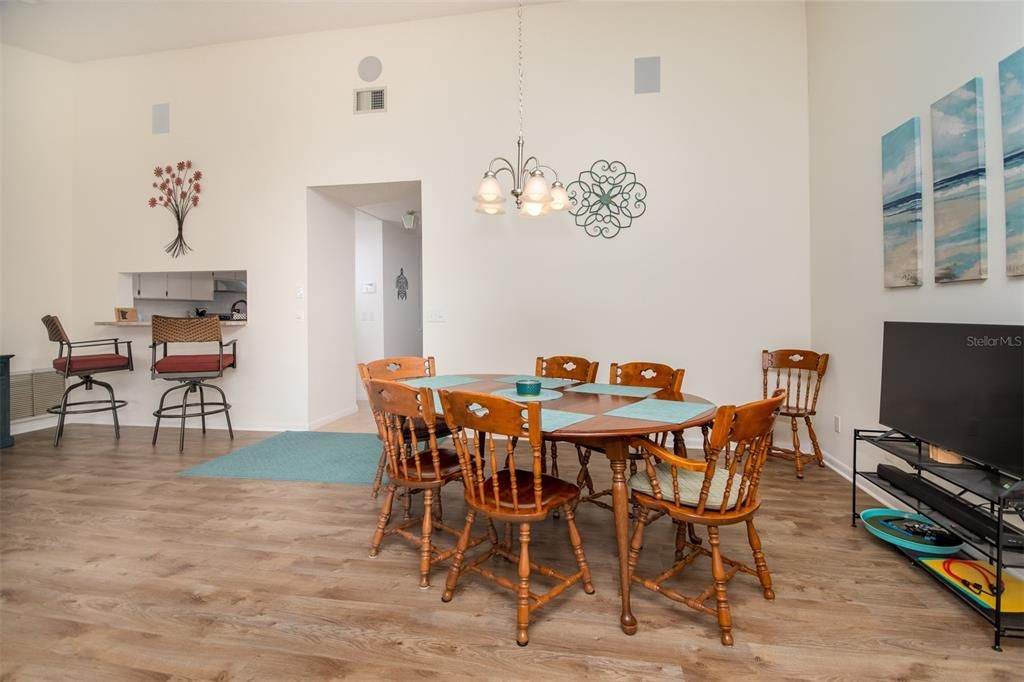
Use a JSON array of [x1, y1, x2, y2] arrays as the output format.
[[566, 160, 647, 239]]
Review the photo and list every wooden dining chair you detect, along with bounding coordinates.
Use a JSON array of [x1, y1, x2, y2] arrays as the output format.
[[437, 389, 595, 646], [625, 389, 786, 646], [762, 349, 829, 478], [576, 361, 686, 511], [534, 355, 599, 478], [358, 356, 450, 498], [365, 379, 468, 588]]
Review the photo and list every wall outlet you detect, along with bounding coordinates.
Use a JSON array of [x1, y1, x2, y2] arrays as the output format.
[[426, 312, 446, 323], [296, 287, 305, 299], [834, 415, 841, 433], [360, 282, 376, 294]]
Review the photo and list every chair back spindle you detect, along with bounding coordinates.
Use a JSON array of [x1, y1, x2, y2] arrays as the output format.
[[439, 390, 543, 514], [761, 350, 828, 415], [365, 379, 444, 484]]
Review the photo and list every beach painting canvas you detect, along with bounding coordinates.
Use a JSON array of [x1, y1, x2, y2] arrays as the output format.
[[882, 118, 923, 287], [1000, 47, 1024, 277], [931, 77, 987, 283]]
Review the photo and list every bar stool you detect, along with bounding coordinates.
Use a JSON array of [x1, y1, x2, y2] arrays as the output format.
[[41, 315, 133, 446], [150, 316, 236, 452]]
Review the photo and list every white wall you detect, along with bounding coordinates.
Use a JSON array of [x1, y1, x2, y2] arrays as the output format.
[[381, 219, 422, 359], [1, 46, 74, 371], [353, 209, 384, 399], [806, 1, 1024, 474], [307, 188, 356, 427], [2, 1, 812, 429]]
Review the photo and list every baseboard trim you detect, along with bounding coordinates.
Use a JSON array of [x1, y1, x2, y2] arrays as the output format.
[[11, 415, 58, 436], [308, 405, 359, 431]]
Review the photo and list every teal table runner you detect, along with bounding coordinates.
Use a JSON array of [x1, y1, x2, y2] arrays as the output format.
[[567, 383, 660, 398], [540, 409, 594, 431], [401, 375, 478, 389], [496, 375, 576, 389], [492, 388, 563, 402], [605, 399, 714, 424]]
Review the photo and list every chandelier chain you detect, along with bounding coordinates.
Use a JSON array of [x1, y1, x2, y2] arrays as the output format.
[[517, 0, 524, 138]]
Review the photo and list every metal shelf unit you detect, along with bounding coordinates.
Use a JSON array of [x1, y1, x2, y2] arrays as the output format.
[[852, 428, 1024, 651]]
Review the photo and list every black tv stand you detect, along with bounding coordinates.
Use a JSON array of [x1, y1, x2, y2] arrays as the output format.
[[852, 428, 1024, 651]]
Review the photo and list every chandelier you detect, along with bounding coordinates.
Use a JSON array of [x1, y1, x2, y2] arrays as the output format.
[[473, 1, 569, 217]]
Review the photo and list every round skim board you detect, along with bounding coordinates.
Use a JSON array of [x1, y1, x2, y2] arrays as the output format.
[[860, 508, 963, 555]]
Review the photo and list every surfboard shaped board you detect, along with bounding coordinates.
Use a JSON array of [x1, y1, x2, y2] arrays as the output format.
[[918, 558, 1024, 612], [860, 508, 963, 554]]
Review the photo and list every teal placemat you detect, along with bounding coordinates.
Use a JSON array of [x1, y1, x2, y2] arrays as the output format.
[[496, 375, 575, 389], [567, 383, 660, 398], [492, 388, 563, 402], [180, 432, 382, 485], [541, 408, 593, 431], [605, 399, 714, 424], [401, 375, 478, 389]]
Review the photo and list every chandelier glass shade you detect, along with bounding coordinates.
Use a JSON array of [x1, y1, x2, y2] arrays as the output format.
[[474, 1, 567, 217]]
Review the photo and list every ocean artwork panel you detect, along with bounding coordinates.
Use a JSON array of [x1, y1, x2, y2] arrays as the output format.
[[881, 118, 923, 287], [1000, 47, 1024, 277], [931, 77, 987, 283]]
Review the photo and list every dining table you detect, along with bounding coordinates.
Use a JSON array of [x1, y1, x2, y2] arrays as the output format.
[[404, 372, 717, 635]]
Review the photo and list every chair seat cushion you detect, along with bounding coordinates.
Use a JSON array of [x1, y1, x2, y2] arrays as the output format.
[[475, 468, 578, 512], [629, 462, 740, 509], [154, 354, 235, 374], [392, 447, 462, 483], [53, 353, 130, 374]]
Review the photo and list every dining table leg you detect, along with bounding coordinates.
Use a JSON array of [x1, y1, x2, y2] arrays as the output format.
[[606, 438, 637, 635]]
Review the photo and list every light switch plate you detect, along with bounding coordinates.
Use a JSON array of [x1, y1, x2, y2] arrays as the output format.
[[361, 282, 376, 294]]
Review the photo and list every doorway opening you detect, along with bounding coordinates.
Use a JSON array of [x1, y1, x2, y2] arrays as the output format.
[[306, 180, 423, 429]]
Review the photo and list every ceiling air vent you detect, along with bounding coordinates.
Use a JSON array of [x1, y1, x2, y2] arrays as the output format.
[[354, 87, 387, 114]]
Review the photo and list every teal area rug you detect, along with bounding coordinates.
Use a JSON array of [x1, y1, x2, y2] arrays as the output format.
[[180, 431, 382, 485]]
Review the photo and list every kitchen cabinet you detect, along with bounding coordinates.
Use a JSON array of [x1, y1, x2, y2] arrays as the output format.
[[190, 272, 215, 301], [132, 270, 239, 300], [136, 272, 167, 299]]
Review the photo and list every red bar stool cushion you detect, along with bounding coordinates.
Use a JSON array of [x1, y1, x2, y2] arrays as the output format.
[[154, 354, 235, 374], [53, 353, 131, 374]]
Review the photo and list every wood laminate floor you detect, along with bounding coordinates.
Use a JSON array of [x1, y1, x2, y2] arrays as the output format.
[[1, 421, 1020, 681]]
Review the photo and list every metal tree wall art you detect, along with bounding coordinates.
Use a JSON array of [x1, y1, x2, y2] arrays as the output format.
[[566, 160, 647, 239], [395, 268, 409, 300], [148, 161, 203, 257]]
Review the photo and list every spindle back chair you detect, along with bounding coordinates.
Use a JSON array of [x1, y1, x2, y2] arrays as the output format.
[[626, 389, 786, 646], [365, 379, 466, 588], [576, 362, 689, 512], [534, 355, 599, 478], [358, 355, 447, 497], [761, 349, 829, 478], [437, 389, 594, 646]]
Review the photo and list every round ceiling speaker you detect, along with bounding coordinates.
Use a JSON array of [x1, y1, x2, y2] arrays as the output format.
[[357, 56, 383, 83]]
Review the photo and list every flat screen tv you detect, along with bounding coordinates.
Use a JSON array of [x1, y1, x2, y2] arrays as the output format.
[[879, 321, 1024, 477]]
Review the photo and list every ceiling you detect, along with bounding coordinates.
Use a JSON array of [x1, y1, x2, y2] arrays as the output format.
[[315, 180, 421, 224], [0, 1, 539, 63]]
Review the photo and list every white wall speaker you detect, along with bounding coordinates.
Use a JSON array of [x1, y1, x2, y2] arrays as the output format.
[[152, 103, 170, 134], [634, 57, 660, 95]]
